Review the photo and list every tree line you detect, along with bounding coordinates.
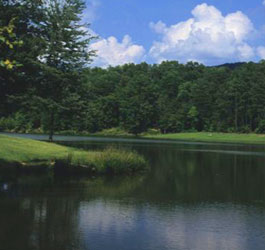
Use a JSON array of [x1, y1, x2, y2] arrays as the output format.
[[79, 61, 265, 135], [1, 1, 265, 137]]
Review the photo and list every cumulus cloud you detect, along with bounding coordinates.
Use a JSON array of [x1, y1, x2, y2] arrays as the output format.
[[149, 3, 255, 64], [257, 46, 265, 59], [81, 0, 145, 67], [90, 35, 145, 67]]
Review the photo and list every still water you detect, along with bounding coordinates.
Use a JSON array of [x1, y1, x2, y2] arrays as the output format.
[[1, 135, 265, 250]]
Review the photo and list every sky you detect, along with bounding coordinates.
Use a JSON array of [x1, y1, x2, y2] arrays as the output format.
[[84, 0, 265, 67]]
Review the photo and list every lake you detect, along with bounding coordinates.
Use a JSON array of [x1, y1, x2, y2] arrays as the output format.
[[1, 134, 265, 250]]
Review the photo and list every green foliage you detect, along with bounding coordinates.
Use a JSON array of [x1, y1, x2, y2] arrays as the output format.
[[4, 59, 265, 136], [0, 0, 96, 141], [3, 58, 265, 136], [117, 63, 158, 135], [0, 18, 23, 69], [0, 112, 32, 132], [95, 127, 131, 137], [238, 125, 251, 134], [187, 106, 199, 131], [0, 117, 16, 131], [158, 114, 183, 133], [256, 120, 265, 134]]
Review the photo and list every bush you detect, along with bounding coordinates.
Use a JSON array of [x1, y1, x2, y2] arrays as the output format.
[[238, 125, 251, 134], [0, 116, 16, 131], [256, 120, 265, 134], [96, 127, 130, 136], [226, 127, 236, 133], [0, 112, 33, 132], [159, 115, 183, 133]]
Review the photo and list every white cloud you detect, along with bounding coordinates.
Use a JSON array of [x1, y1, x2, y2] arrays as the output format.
[[257, 46, 265, 59], [83, 0, 101, 23], [263, 0, 265, 6], [237, 44, 255, 59], [90, 35, 145, 67], [149, 3, 255, 64], [81, 0, 145, 67]]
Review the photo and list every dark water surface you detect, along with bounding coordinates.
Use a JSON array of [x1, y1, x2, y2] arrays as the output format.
[[1, 134, 265, 250]]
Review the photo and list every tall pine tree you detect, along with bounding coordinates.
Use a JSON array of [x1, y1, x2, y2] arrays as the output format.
[[27, 0, 96, 140]]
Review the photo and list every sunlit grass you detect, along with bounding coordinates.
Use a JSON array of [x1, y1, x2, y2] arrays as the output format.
[[0, 134, 70, 162], [144, 132, 265, 144], [0, 135, 147, 174], [91, 128, 265, 144]]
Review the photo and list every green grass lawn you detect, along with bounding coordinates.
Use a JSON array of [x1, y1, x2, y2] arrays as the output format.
[[0, 135, 147, 174], [144, 132, 265, 144], [0, 134, 72, 162], [84, 128, 265, 145]]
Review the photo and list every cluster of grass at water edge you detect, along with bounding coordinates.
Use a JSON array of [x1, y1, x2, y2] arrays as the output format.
[[0, 135, 148, 175]]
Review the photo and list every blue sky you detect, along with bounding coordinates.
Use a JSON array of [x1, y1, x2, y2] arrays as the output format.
[[84, 0, 265, 67]]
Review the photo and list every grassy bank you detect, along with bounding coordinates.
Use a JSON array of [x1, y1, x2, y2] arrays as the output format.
[[0, 135, 147, 175], [144, 132, 265, 144], [90, 128, 265, 145], [3, 128, 265, 145]]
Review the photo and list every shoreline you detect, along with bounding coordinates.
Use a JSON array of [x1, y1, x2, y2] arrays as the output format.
[[1, 131, 265, 146], [0, 135, 148, 175], [144, 132, 265, 146]]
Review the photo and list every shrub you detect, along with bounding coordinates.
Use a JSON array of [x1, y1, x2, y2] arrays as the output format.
[[159, 115, 183, 133], [0, 112, 33, 132], [96, 127, 130, 136], [226, 127, 236, 133], [256, 120, 265, 134], [238, 125, 251, 134], [0, 116, 16, 131]]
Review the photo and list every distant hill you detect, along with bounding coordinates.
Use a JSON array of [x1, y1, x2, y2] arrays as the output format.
[[213, 62, 247, 69]]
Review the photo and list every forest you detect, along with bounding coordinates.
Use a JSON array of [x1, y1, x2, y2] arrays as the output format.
[[1, 0, 265, 138]]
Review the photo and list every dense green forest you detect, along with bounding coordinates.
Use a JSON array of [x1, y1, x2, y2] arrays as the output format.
[[1, 0, 265, 138]]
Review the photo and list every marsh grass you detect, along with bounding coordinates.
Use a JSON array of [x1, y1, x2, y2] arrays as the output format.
[[93, 147, 147, 174], [56, 147, 147, 175], [0, 135, 148, 175]]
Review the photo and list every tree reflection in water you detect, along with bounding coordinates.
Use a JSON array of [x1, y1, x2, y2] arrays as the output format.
[[1, 141, 265, 250]]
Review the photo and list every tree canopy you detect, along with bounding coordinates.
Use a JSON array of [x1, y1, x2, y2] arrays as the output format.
[[0, 0, 96, 140]]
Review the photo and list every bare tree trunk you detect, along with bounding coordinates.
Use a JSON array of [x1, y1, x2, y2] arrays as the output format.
[[49, 110, 54, 142], [234, 94, 238, 131]]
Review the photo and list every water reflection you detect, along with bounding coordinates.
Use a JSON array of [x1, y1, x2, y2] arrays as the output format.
[[60, 141, 265, 203], [1, 139, 265, 250], [78, 200, 265, 250]]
